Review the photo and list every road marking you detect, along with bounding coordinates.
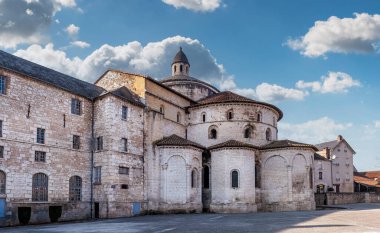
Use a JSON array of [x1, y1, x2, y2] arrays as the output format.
[[155, 227, 176, 233]]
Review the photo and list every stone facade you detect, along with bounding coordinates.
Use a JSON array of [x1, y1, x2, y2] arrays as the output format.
[[0, 48, 323, 226]]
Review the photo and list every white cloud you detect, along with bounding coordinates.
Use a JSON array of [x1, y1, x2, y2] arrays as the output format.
[[219, 77, 308, 102], [162, 0, 223, 12], [286, 13, 380, 57], [70, 40, 90, 48], [65, 24, 79, 37], [296, 72, 361, 93], [374, 121, 380, 128], [279, 117, 352, 143], [14, 36, 228, 84], [0, 0, 77, 49]]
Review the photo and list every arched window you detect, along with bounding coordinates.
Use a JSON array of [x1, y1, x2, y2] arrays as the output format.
[[227, 109, 234, 120], [255, 164, 261, 188], [201, 112, 206, 123], [180, 65, 183, 72], [177, 112, 181, 123], [191, 169, 198, 188], [231, 170, 239, 188], [0, 170, 5, 194], [69, 176, 82, 202], [265, 128, 272, 141], [209, 126, 217, 139], [203, 166, 210, 189], [32, 173, 48, 201], [309, 168, 313, 189], [244, 125, 254, 139], [257, 112, 262, 122], [174, 65, 177, 73]]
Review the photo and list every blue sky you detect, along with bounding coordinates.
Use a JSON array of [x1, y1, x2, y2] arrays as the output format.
[[1, 0, 380, 171]]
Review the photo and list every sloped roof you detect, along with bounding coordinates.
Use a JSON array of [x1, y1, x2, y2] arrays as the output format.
[[161, 74, 220, 92], [191, 91, 283, 120], [354, 172, 380, 188], [355, 171, 380, 179], [98, 86, 145, 107], [208, 140, 259, 150], [315, 138, 356, 154], [314, 153, 330, 161], [0, 50, 104, 99], [261, 140, 318, 151], [172, 47, 189, 65], [154, 134, 205, 149]]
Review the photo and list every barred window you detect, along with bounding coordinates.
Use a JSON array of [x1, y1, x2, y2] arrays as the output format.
[[73, 135, 80, 149], [32, 173, 48, 201], [119, 166, 129, 175], [69, 176, 82, 202], [231, 170, 239, 188], [0, 120, 3, 137], [35, 151, 46, 162], [121, 138, 128, 152], [37, 128, 45, 144], [94, 166, 101, 184], [71, 98, 82, 115], [0, 170, 5, 194], [96, 136, 103, 151], [0, 146, 3, 158], [0, 76, 7, 95], [121, 106, 128, 120]]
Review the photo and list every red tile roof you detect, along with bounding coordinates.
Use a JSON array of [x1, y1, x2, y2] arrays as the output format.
[[208, 140, 259, 150], [154, 134, 205, 149], [354, 171, 380, 188]]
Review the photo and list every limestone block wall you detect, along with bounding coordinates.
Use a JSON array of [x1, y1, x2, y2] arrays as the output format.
[[210, 148, 256, 213], [0, 68, 92, 226], [164, 81, 217, 101], [156, 146, 203, 213], [187, 104, 278, 147], [259, 148, 315, 211], [93, 95, 144, 218]]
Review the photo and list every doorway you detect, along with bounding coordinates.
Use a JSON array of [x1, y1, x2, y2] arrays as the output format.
[[94, 202, 100, 218]]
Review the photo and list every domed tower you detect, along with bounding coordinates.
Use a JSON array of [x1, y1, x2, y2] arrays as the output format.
[[161, 47, 219, 101]]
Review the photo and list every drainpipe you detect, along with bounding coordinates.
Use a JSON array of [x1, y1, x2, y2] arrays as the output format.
[[90, 101, 95, 218], [142, 107, 146, 211]]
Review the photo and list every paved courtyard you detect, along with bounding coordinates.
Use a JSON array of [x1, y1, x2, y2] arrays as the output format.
[[2, 203, 380, 233]]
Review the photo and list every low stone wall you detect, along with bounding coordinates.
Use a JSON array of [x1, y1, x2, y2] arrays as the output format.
[[317, 192, 380, 206]]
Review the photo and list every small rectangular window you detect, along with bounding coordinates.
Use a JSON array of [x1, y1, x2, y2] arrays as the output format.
[[94, 166, 101, 183], [121, 184, 128, 189], [121, 106, 128, 120], [0, 76, 7, 95], [71, 98, 82, 115], [121, 138, 128, 152], [96, 136, 103, 151], [0, 120, 2, 137], [73, 135, 80, 150], [119, 166, 129, 175], [35, 151, 46, 162], [0, 146, 4, 158], [319, 172, 323, 180], [37, 128, 45, 144]]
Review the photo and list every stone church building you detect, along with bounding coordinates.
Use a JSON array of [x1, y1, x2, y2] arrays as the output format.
[[0, 48, 319, 226]]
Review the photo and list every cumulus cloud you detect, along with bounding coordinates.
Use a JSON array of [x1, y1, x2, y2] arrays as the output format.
[[279, 117, 352, 143], [296, 72, 361, 93], [14, 36, 228, 83], [0, 0, 77, 49], [162, 0, 223, 12], [65, 24, 79, 37], [70, 40, 90, 48], [374, 121, 380, 128], [286, 13, 380, 57], [219, 77, 308, 102]]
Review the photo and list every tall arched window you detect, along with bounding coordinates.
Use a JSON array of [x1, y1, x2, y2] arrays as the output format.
[[227, 109, 234, 120], [244, 125, 254, 139], [191, 169, 198, 188], [203, 165, 210, 189], [265, 128, 272, 141], [201, 112, 206, 123], [0, 170, 5, 194], [257, 112, 262, 122], [69, 176, 82, 201], [309, 168, 313, 189], [32, 173, 48, 201], [177, 112, 181, 123], [255, 164, 261, 188], [180, 65, 183, 72], [174, 65, 177, 73], [231, 170, 239, 188], [209, 127, 217, 139]]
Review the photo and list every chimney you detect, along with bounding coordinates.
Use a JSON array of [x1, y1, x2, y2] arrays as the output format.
[[337, 135, 343, 141], [326, 147, 330, 160]]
